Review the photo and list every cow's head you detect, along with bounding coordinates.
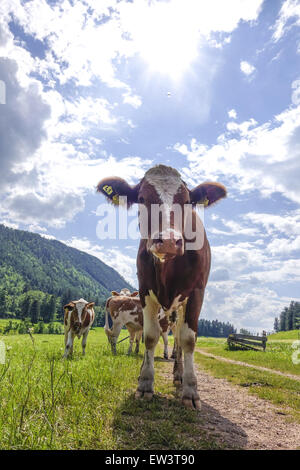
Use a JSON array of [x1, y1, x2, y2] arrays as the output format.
[[111, 289, 139, 297], [97, 165, 226, 260], [64, 298, 95, 331]]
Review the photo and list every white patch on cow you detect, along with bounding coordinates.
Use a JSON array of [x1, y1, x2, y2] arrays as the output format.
[[74, 298, 88, 323], [145, 166, 182, 226], [120, 288, 131, 296]]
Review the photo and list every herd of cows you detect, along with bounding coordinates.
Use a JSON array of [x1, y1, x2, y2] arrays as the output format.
[[63, 165, 227, 410]]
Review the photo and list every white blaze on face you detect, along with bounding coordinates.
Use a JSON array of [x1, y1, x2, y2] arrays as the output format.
[[120, 288, 131, 296], [145, 167, 182, 231], [75, 298, 88, 323]]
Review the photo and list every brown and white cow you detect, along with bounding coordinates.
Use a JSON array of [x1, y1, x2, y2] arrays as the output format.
[[97, 164, 226, 409], [63, 298, 95, 358], [105, 289, 175, 358]]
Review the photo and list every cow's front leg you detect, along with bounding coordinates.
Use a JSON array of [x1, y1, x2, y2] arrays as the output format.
[[179, 289, 204, 410], [181, 326, 200, 409], [64, 330, 75, 358], [135, 296, 160, 400], [173, 344, 183, 386], [81, 329, 89, 356]]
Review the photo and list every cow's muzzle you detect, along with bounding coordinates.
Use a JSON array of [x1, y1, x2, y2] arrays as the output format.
[[74, 322, 82, 331], [150, 230, 184, 260]]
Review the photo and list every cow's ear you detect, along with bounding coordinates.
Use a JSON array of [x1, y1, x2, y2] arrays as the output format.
[[86, 302, 95, 308], [64, 302, 75, 311], [190, 182, 227, 207], [97, 177, 139, 208], [130, 291, 139, 297], [111, 291, 120, 296]]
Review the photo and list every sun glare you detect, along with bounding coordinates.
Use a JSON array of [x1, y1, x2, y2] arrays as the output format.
[[121, 1, 201, 81]]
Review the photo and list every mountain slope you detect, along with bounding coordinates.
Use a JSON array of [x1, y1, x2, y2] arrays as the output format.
[[0, 224, 133, 301]]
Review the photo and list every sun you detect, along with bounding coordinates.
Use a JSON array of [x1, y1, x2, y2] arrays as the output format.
[[120, 1, 202, 81]]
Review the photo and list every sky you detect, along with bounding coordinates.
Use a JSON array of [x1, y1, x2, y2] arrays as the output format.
[[0, 0, 300, 333]]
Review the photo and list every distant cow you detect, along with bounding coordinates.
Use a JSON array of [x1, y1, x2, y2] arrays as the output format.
[[105, 290, 176, 358], [97, 164, 226, 409], [63, 298, 95, 358]]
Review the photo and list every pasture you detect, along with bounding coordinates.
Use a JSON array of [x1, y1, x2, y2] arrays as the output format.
[[0, 327, 299, 450], [0, 328, 221, 450]]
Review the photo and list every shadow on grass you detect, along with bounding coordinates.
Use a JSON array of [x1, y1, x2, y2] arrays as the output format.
[[112, 389, 248, 450]]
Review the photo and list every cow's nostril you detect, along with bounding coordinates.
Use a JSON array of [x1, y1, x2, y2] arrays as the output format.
[[176, 239, 183, 247]]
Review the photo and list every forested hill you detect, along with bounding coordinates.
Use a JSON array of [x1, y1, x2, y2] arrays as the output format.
[[0, 224, 133, 316]]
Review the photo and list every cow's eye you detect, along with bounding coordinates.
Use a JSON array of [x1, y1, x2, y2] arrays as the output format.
[[138, 196, 145, 204]]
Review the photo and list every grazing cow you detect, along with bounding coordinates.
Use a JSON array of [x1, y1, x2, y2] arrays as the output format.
[[63, 298, 95, 358], [105, 290, 175, 358], [97, 164, 226, 409]]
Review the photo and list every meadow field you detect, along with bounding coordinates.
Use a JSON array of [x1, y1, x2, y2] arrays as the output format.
[[0, 328, 223, 450], [0, 326, 299, 450]]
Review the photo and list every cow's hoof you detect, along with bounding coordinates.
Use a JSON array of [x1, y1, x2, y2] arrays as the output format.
[[173, 379, 182, 388], [144, 392, 154, 400], [182, 397, 201, 410], [135, 390, 154, 400]]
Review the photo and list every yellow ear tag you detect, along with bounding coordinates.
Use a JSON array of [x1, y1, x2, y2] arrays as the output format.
[[103, 185, 113, 195], [203, 197, 209, 207]]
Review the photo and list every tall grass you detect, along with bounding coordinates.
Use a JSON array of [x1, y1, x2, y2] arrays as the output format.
[[0, 329, 221, 450]]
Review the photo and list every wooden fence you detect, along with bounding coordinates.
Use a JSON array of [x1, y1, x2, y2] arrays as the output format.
[[227, 332, 267, 351]]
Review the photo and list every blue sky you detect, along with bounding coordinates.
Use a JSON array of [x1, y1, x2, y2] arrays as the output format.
[[0, 0, 300, 332]]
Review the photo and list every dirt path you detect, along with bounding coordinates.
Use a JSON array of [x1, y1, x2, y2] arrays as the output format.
[[160, 357, 300, 450], [196, 348, 300, 382]]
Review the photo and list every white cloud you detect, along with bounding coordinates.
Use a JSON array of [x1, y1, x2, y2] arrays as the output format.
[[272, 0, 300, 42], [175, 80, 300, 204], [228, 109, 237, 119], [122, 92, 142, 109], [240, 60, 256, 76]]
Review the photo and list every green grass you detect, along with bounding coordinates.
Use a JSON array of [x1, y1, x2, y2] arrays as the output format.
[[194, 352, 300, 423], [268, 330, 300, 341], [0, 328, 222, 450], [196, 337, 300, 376]]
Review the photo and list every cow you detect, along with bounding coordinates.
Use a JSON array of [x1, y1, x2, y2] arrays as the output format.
[[63, 298, 95, 358], [105, 289, 176, 358], [97, 164, 226, 409]]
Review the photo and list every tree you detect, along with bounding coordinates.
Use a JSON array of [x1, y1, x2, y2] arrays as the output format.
[[274, 317, 279, 333], [20, 295, 31, 320], [279, 308, 287, 331], [47, 295, 57, 323], [30, 299, 40, 324], [0, 289, 7, 317]]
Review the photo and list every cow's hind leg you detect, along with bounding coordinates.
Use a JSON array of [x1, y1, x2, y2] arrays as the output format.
[[135, 296, 160, 400], [127, 327, 135, 355], [135, 330, 142, 354], [107, 323, 122, 355], [161, 330, 169, 360]]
